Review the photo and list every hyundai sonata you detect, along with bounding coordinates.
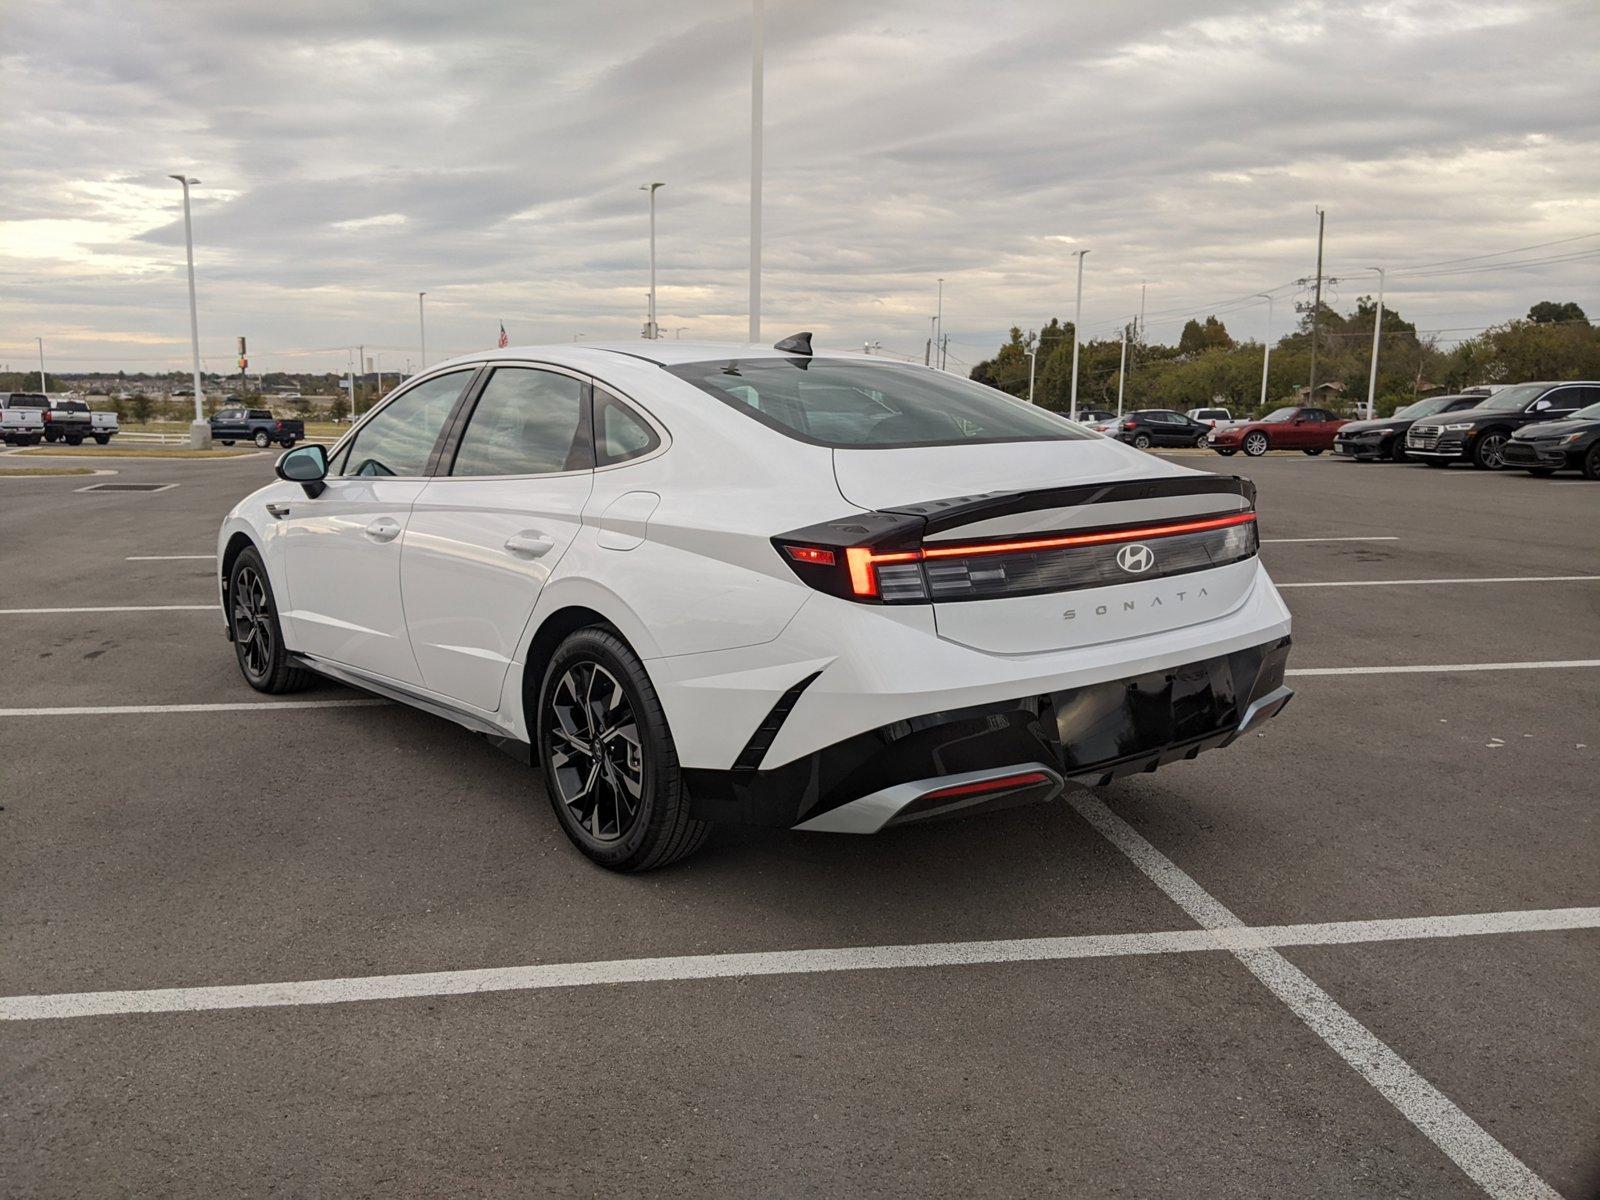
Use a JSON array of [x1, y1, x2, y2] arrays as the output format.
[[218, 335, 1293, 870]]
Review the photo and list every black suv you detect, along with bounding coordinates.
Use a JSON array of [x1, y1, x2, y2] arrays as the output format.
[[1097, 409, 1210, 449], [1333, 393, 1487, 462], [1404, 382, 1598, 469], [1503, 400, 1600, 480]]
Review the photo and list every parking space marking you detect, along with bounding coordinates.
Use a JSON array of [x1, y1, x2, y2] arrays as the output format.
[[0, 604, 213, 614], [1261, 536, 1400, 544], [0, 699, 389, 717], [1067, 793, 1564, 1200], [2, 905, 1593, 1025], [1279, 575, 1600, 588], [125, 554, 216, 561], [1289, 659, 1600, 676]]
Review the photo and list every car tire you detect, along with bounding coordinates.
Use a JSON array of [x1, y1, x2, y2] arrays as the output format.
[[1389, 440, 1408, 463], [1422, 458, 1449, 468], [227, 547, 315, 695], [65, 435, 83, 446], [1472, 432, 1509, 470], [1526, 468, 1556, 477], [253, 431, 272, 448], [1244, 432, 1269, 456], [1583, 445, 1600, 481], [220, 439, 235, 446], [537, 627, 711, 872], [1132, 433, 1153, 450], [94, 434, 110, 445], [43, 430, 59, 443], [280, 438, 297, 448], [1302, 448, 1323, 456], [1214, 448, 1237, 456]]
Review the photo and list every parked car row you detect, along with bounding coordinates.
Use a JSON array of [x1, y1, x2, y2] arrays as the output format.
[[209, 407, 305, 448], [0, 394, 118, 445]]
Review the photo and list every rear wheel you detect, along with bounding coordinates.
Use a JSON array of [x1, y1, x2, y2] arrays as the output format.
[[253, 430, 272, 448], [1584, 445, 1600, 481], [538, 628, 710, 872], [65, 435, 83, 446], [1131, 432, 1153, 450], [1244, 431, 1269, 456], [1472, 432, 1509, 470], [220, 439, 235, 446], [228, 548, 314, 694], [94, 434, 110, 445]]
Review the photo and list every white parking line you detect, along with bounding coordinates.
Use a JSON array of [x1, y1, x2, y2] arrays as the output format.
[[0, 604, 213, 614], [125, 554, 216, 561], [1289, 659, 1600, 676], [0, 700, 389, 717], [1, 905, 1593, 1024], [1067, 793, 1562, 1200], [1279, 575, 1600, 588], [1261, 536, 1400, 544]]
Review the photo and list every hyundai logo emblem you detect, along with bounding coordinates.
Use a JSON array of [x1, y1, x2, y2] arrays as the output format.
[[1116, 543, 1155, 574]]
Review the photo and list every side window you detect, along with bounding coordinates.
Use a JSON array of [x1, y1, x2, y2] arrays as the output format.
[[249, 409, 272, 420], [451, 367, 590, 477], [594, 388, 662, 467], [1543, 388, 1580, 412], [339, 370, 472, 477]]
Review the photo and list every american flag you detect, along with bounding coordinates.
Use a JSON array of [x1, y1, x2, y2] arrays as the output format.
[[497, 322, 509, 349]]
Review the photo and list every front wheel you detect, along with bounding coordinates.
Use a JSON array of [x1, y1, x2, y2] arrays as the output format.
[[1583, 445, 1600, 481], [1389, 439, 1408, 463], [538, 628, 710, 872], [1302, 448, 1324, 456], [228, 548, 315, 694], [253, 430, 272, 448], [1131, 432, 1153, 450], [1244, 431, 1270, 456], [219, 439, 235, 446], [1473, 432, 1509, 470]]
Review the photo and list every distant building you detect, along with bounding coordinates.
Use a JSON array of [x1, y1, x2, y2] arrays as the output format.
[[1291, 381, 1346, 404]]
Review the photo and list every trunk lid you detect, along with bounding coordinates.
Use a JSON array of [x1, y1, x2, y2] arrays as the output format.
[[832, 442, 1260, 655]]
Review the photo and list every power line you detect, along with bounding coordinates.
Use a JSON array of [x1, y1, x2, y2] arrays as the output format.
[[1391, 230, 1600, 273]]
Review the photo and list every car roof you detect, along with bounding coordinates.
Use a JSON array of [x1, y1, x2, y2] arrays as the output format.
[[429, 340, 884, 373]]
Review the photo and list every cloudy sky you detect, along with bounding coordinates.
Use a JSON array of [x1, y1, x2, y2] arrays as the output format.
[[2, 0, 1597, 375]]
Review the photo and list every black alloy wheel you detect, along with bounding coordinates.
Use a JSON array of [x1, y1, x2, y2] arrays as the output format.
[[1584, 445, 1600, 481], [1244, 431, 1270, 456], [538, 628, 710, 871], [227, 548, 313, 694], [1389, 437, 1408, 463], [1473, 432, 1509, 470]]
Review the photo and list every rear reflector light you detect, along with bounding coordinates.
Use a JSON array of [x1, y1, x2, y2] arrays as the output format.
[[784, 545, 836, 566], [919, 771, 1052, 802]]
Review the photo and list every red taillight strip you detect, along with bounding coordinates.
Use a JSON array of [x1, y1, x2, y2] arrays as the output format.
[[919, 771, 1053, 802], [921, 510, 1256, 559], [843, 510, 1256, 596]]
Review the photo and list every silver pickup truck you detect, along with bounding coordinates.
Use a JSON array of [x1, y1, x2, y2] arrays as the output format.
[[43, 399, 119, 445], [1, 392, 48, 445]]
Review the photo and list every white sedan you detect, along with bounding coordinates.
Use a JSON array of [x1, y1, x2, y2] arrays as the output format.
[[218, 336, 1293, 870]]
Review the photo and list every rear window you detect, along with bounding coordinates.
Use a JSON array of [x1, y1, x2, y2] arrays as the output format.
[[5, 394, 49, 408], [665, 358, 1091, 449]]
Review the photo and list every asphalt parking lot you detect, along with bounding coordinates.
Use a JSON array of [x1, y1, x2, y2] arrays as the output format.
[[2, 447, 1596, 1198]]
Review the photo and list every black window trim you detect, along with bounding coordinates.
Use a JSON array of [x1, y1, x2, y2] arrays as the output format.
[[439, 362, 595, 480]]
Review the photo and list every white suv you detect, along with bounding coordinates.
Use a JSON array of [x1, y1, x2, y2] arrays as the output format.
[[219, 337, 1293, 870]]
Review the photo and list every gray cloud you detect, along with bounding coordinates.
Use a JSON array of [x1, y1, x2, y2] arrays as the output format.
[[1, 0, 1597, 373]]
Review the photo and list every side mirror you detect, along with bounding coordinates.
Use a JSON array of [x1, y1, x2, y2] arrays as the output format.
[[276, 443, 328, 498]]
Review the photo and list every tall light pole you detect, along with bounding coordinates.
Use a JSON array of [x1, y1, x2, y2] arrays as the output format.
[[36, 337, 46, 395], [1257, 292, 1274, 411], [1116, 322, 1129, 416], [1365, 268, 1385, 420], [641, 182, 664, 339], [1025, 345, 1037, 405], [748, 0, 763, 343], [418, 292, 428, 371], [168, 174, 210, 446], [1068, 249, 1089, 421]]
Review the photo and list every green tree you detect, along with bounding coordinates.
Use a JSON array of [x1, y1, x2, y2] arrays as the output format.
[[1527, 300, 1588, 325], [1177, 315, 1234, 356]]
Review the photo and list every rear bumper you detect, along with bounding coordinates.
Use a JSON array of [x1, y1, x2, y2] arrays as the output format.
[[683, 636, 1293, 831]]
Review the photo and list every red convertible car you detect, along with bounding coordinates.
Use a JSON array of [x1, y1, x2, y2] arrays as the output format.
[[1207, 406, 1348, 456]]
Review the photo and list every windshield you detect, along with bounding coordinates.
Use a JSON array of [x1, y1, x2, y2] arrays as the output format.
[[1262, 407, 1297, 422], [1398, 396, 1472, 419], [1566, 402, 1600, 421], [666, 358, 1092, 448]]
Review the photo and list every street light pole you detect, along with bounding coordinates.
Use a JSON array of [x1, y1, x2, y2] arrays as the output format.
[[641, 182, 664, 339], [1257, 292, 1274, 411], [1116, 322, 1128, 416], [1365, 267, 1385, 420], [748, 0, 763, 343], [1025, 345, 1037, 405], [417, 292, 428, 371], [36, 337, 46, 395], [1069, 249, 1089, 421], [168, 174, 210, 447]]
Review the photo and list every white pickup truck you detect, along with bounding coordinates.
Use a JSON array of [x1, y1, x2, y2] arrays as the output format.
[[1, 392, 48, 445], [43, 399, 119, 445]]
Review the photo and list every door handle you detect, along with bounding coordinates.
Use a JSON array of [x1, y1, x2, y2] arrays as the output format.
[[364, 518, 402, 543], [504, 531, 555, 558]]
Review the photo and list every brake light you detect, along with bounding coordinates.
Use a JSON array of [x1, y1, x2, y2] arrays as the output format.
[[1122, 420, 1137, 429], [275, 421, 284, 430], [844, 546, 919, 598]]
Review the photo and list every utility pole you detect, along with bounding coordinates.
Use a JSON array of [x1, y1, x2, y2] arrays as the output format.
[[1116, 322, 1128, 416], [358, 343, 366, 418], [36, 337, 46, 395], [418, 292, 428, 370], [1025, 345, 1037, 405], [1364, 267, 1385, 421], [941, 333, 949, 371], [1069, 249, 1089, 421], [641, 182, 664, 338], [1308, 206, 1325, 398], [237, 335, 248, 399], [1257, 293, 1274, 410], [345, 349, 357, 421], [1126, 281, 1146, 401], [748, 0, 763, 343], [935, 277, 944, 365]]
